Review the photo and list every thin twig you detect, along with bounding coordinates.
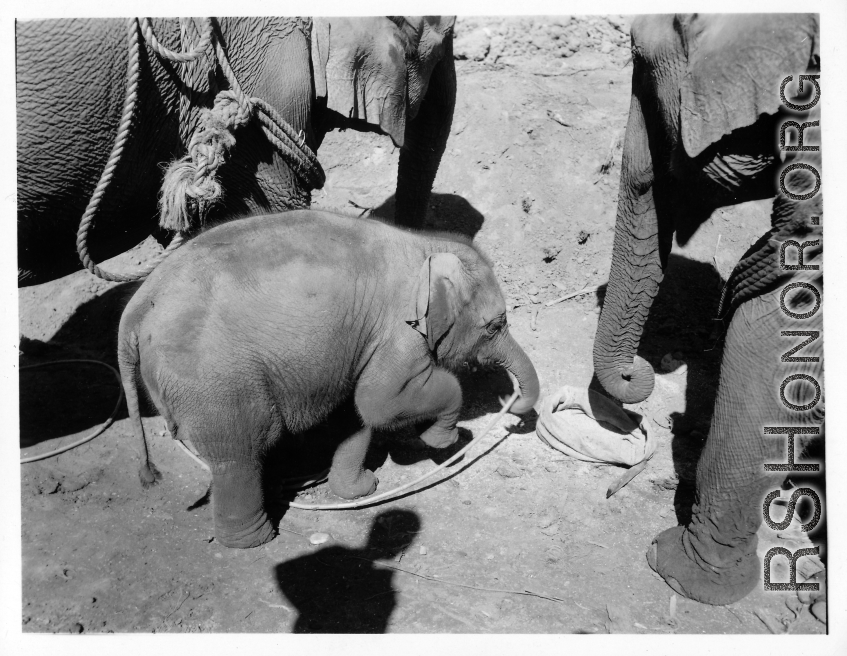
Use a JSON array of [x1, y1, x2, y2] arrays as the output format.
[[545, 283, 604, 307], [345, 555, 565, 603], [725, 606, 746, 625], [712, 234, 722, 273], [348, 200, 373, 217], [546, 109, 573, 127], [534, 68, 597, 77], [277, 526, 309, 540], [165, 591, 190, 619]]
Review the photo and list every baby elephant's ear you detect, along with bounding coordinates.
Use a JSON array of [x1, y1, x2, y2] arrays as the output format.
[[406, 253, 463, 352]]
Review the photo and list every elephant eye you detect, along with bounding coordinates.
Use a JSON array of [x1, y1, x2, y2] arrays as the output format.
[[486, 315, 507, 335]]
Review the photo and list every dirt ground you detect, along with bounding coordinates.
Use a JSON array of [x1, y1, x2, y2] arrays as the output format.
[[17, 16, 826, 635]]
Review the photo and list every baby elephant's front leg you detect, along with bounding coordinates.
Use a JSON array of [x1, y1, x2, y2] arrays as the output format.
[[416, 368, 462, 448], [357, 364, 463, 450]]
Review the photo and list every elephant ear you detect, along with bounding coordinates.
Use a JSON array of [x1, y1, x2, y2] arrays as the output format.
[[406, 253, 465, 353], [678, 13, 819, 159], [314, 16, 454, 147]]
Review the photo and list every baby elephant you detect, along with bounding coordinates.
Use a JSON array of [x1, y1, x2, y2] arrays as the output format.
[[118, 209, 540, 548]]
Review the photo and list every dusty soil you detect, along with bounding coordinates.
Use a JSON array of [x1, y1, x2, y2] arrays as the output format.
[[18, 16, 826, 635]]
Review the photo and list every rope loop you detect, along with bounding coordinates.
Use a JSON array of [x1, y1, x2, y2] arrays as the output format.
[[140, 17, 214, 63]]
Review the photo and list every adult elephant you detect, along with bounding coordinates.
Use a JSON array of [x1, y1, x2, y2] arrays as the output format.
[[591, 14, 823, 605], [17, 16, 456, 286]]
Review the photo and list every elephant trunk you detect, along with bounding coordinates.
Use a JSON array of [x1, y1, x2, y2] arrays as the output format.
[[592, 87, 665, 405], [492, 332, 540, 414], [394, 38, 456, 228]]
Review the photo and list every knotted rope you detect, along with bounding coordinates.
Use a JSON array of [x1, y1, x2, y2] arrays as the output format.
[[76, 17, 325, 282]]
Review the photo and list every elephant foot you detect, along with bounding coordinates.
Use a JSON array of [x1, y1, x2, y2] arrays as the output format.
[[419, 425, 458, 449], [647, 526, 759, 606], [215, 508, 275, 549], [328, 468, 378, 500], [211, 463, 274, 549]]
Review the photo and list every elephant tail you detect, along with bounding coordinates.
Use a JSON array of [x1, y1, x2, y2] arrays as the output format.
[[117, 331, 161, 488]]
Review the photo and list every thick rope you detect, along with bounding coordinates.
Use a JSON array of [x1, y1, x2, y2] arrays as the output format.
[[141, 16, 213, 63], [75, 18, 173, 283], [158, 19, 325, 231], [76, 17, 324, 281]]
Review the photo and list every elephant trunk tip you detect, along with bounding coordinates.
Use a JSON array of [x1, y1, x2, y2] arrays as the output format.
[[594, 354, 655, 405]]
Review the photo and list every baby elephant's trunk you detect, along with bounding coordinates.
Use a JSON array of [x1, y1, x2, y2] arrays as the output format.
[[495, 332, 540, 414], [117, 331, 161, 487]]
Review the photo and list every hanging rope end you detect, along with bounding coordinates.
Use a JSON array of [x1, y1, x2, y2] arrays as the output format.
[[159, 156, 202, 232]]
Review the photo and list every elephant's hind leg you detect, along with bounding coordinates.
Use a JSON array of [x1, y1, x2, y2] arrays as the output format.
[[647, 287, 823, 605], [188, 403, 277, 549], [209, 459, 275, 548]]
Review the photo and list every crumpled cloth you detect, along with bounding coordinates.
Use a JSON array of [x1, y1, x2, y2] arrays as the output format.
[[536, 386, 656, 468]]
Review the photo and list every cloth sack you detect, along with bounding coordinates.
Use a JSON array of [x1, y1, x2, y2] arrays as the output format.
[[536, 386, 656, 467]]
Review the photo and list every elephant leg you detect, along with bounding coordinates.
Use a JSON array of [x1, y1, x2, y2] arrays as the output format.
[[210, 460, 275, 549], [356, 355, 463, 450], [394, 42, 456, 228], [327, 426, 378, 500], [647, 285, 823, 604]]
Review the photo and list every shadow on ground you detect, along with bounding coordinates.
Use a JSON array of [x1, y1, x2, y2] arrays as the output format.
[[369, 192, 486, 238], [634, 253, 726, 524], [19, 282, 141, 447], [274, 509, 420, 632]]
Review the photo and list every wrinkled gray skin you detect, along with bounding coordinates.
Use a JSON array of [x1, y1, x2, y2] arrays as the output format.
[[592, 14, 823, 605], [118, 209, 540, 549], [17, 16, 456, 286]]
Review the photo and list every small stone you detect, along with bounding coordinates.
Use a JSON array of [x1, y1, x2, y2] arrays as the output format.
[[419, 546, 427, 556], [527, 286, 539, 296], [542, 245, 562, 262], [454, 27, 491, 61], [69, 622, 84, 634], [214, 552, 223, 559], [309, 532, 330, 545]]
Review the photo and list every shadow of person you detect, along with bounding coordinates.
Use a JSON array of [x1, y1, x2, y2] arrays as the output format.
[[274, 510, 420, 633]]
